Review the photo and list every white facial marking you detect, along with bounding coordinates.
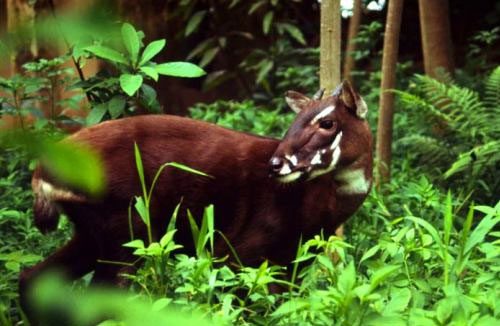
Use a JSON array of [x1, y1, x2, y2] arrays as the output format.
[[286, 154, 298, 166], [279, 163, 292, 175], [330, 131, 343, 150], [321, 149, 327, 154], [308, 146, 341, 180], [278, 171, 302, 183], [310, 151, 322, 165], [310, 105, 335, 125], [335, 168, 371, 195]]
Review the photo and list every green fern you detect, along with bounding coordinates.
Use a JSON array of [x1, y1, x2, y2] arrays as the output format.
[[395, 67, 500, 203]]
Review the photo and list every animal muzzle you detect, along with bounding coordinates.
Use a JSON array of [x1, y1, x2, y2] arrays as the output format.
[[268, 155, 308, 181]]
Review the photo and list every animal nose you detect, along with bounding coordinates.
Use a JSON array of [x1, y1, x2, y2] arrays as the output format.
[[270, 157, 284, 173]]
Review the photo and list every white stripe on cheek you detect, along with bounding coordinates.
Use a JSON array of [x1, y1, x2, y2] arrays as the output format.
[[310, 105, 335, 125], [330, 131, 343, 150], [331, 146, 341, 167]]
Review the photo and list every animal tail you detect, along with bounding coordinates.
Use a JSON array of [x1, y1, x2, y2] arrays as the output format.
[[31, 171, 87, 234]]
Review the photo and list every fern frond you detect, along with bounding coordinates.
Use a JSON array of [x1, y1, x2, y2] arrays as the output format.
[[444, 140, 500, 178], [396, 135, 456, 168], [484, 66, 500, 110]]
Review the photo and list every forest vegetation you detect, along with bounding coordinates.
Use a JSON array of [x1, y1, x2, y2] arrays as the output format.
[[0, 0, 499, 325]]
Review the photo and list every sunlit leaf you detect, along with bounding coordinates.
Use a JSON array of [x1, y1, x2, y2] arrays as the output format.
[[263, 12, 274, 35], [140, 39, 166, 66], [155, 62, 206, 77], [119, 74, 143, 96], [85, 45, 127, 65], [185, 11, 207, 36], [121, 23, 140, 64]]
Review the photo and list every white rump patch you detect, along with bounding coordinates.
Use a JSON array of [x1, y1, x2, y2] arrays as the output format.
[[335, 168, 371, 195], [34, 179, 86, 202], [310, 105, 335, 125]]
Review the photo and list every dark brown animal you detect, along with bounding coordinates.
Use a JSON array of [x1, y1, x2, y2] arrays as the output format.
[[19, 81, 372, 316]]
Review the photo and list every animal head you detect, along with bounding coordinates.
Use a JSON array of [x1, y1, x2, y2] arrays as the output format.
[[269, 80, 370, 183]]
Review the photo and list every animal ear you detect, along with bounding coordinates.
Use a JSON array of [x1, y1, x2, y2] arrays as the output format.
[[335, 80, 368, 119], [285, 91, 312, 113]]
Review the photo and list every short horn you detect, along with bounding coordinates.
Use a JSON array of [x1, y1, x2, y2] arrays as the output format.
[[312, 88, 325, 100]]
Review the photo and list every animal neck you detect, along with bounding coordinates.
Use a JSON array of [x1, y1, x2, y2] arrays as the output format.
[[333, 156, 372, 197]]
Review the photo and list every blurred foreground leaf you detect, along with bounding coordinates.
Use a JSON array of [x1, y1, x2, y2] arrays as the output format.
[[30, 273, 215, 326], [0, 130, 104, 196]]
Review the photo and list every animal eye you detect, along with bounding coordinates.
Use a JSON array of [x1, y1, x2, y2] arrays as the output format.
[[319, 120, 335, 130]]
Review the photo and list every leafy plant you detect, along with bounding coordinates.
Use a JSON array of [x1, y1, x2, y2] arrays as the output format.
[[81, 22, 205, 125], [190, 99, 294, 137], [394, 67, 500, 203]]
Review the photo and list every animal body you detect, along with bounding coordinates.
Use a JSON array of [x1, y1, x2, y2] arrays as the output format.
[[20, 81, 373, 318]]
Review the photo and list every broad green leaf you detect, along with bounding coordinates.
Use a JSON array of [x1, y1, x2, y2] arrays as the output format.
[[39, 141, 105, 196], [155, 62, 206, 77], [281, 23, 306, 45], [436, 298, 453, 324], [464, 208, 499, 255], [121, 23, 140, 64], [86, 102, 107, 125], [185, 11, 207, 36], [271, 299, 309, 317], [134, 197, 149, 225], [85, 45, 127, 65], [263, 12, 274, 35], [248, 1, 265, 15], [370, 265, 400, 290], [123, 239, 145, 249], [119, 74, 143, 96], [198, 46, 220, 68], [360, 245, 380, 263], [108, 96, 126, 119], [152, 298, 172, 312], [187, 38, 215, 60], [385, 288, 411, 313], [140, 39, 166, 65], [337, 261, 356, 294], [140, 66, 159, 81], [405, 216, 444, 250], [256, 60, 273, 84], [159, 230, 177, 248]]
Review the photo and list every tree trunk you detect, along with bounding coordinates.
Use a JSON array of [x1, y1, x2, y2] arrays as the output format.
[[418, 0, 454, 78], [7, 0, 36, 73], [320, 0, 341, 93], [320, 0, 342, 236], [343, 0, 362, 83], [375, 0, 404, 185]]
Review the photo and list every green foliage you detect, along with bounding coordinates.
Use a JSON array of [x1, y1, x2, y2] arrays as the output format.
[[0, 149, 69, 325], [174, 0, 308, 94], [394, 68, 500, 203], [79, 22, 205, 124], [0, 130, 104, 195], [23, 178, 498, 325], [190, 100, 294, 137]]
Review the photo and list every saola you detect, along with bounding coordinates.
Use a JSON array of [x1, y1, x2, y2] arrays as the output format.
[[20, 80, 373, 317]]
